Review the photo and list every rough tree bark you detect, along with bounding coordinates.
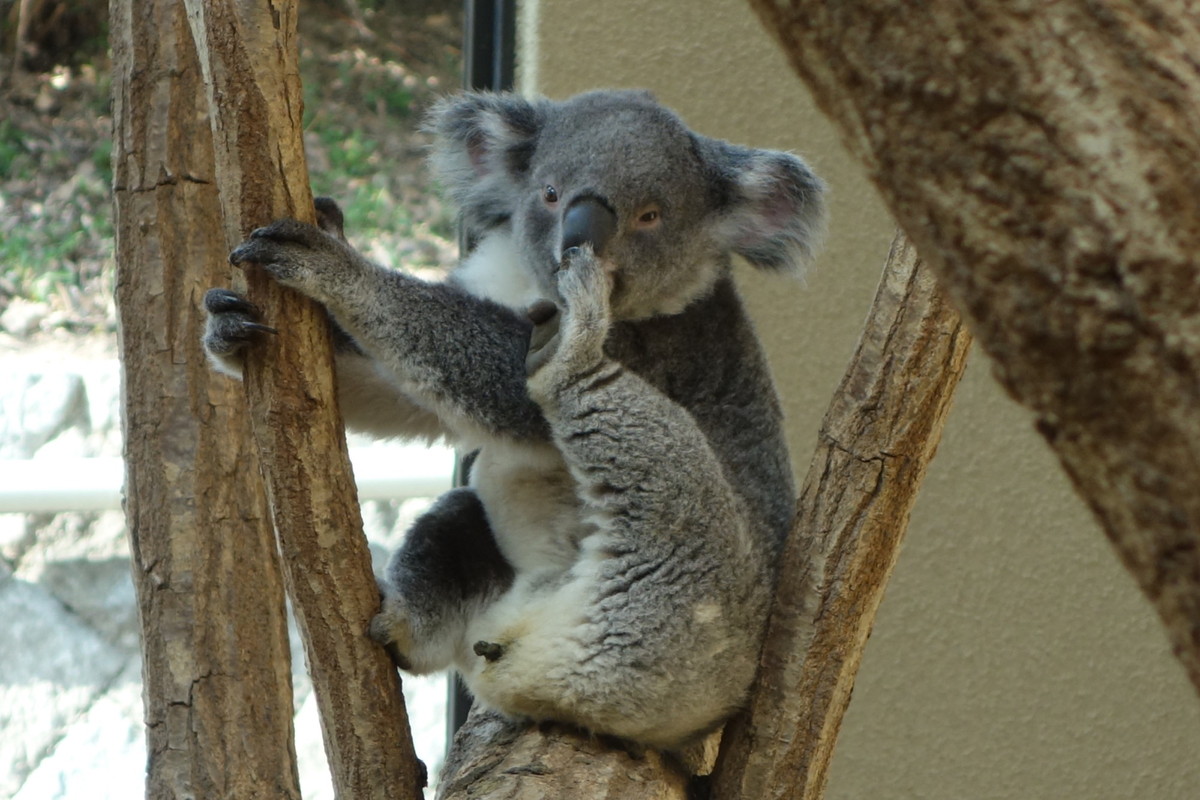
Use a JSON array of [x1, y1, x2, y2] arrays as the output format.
[[747, 0, 1200, 695], [111, 0, 301, 797], [180, 1, 423, 798], [711, 233, 971, 799], [436, 234, 969, 798]]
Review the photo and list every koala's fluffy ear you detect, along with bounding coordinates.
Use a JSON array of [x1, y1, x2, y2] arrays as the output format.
[[426, 92, 547, 231], [709, 142, 827, 274]]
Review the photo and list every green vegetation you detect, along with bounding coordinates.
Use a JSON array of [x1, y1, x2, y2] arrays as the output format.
[[1, 1, 461, 334], [0, 120, 36, 182]]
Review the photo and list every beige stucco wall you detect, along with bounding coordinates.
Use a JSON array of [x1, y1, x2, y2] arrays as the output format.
[[519, 1, 1200, 797]]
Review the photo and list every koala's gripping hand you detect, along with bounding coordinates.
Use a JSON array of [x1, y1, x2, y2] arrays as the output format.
[[202, 289, 276, 378], [202, 198, 352, 379], [230, 217, 366, 307]]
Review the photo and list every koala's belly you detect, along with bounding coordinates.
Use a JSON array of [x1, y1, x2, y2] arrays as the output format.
[[470, 441, 591, 576]]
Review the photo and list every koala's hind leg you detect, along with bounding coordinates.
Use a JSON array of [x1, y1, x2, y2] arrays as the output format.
[[370, 487, 514, 673], [515, 247, 761, 747]]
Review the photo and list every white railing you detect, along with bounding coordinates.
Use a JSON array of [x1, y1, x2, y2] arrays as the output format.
[[0, 445, 456, 514]]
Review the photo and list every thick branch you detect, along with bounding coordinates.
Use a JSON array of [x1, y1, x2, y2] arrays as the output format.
[[437, 710, 690, 800], [711, 232, 971, 799], [111, 1, 300, 797], [181, 2, 422, 797], [750, 0, 1200, 693]]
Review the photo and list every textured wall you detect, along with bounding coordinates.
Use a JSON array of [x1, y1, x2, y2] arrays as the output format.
[[520, 0, 1200, 796]]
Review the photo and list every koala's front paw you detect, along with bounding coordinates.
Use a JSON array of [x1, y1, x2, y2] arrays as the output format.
[[526, 246, 614, 397], [202, 288, 277, 378], [229, 217, 353, 301], [368, 591, 416, 672]]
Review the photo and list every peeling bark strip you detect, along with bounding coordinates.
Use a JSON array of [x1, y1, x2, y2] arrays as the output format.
[[748, 0, 1200, 694], [180, 1, 422, 797], [711, 233, 971, 800], [111, 1, 301, 797]]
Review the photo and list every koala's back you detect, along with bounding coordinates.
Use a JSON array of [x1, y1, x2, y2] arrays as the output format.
[[609, 277, 795, 545]]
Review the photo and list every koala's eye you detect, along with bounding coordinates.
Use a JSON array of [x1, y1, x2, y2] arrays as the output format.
[[634, 205, 662, 230], [543, 185, 559, 204]]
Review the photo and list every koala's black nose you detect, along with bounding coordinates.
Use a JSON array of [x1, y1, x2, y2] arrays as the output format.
[[561, 196, 617, 258]]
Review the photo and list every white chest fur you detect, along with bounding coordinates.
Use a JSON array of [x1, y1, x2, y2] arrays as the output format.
[[451, 231, 544, 311]]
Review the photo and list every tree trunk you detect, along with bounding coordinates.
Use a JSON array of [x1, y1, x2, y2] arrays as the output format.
[[180, 1, 423, 797], [111, 1, 301, 797], [748, 0, 1200, 695], [436, 233, 968, 798], [710, 232, 970, 799]]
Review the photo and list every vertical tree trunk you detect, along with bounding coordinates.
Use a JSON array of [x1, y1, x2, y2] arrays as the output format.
[[180, 2, 423, 797], [748, 0, 1200, 696], [111, 0, 301, 797], [710, 233, 971, 799]]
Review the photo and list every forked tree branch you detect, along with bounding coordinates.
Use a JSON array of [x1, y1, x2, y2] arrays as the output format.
[[180, 2, 423, 797], [711, 232, 971, 799]]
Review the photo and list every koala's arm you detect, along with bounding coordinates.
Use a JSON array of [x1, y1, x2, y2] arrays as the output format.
[[223, 219, 549, 444], [202, 289, 447, 441]]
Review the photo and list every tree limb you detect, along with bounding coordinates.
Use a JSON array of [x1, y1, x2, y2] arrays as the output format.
[[437, 709, 691, 800], [748, 0, 1200, 695], [711, 231, 971, 799]]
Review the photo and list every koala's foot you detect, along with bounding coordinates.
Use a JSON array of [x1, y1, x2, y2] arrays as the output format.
[[368, 593, 415, 672], [229, 216, 357, 301], [525, 245, 615, 398], [202, 288, 277, 377], [473, 640, 506, 662]]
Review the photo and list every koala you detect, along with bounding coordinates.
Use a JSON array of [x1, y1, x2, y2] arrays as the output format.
[[203, 89, 825, 752]]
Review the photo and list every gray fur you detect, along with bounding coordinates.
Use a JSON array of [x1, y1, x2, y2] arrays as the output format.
[[202, 89, 825, 751]]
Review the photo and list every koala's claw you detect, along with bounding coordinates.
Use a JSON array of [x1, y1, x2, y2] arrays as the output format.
[[314, 196, 347, 241], [227, 217, 351, 293], [525, 247, 615, 398], [229, 219, 320, 266], [203, 287, 256, 315], [368, 611, 414, 671], [202, 288, 276, 360]]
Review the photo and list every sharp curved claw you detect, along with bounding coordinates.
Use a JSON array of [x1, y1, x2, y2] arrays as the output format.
[[241, 321, 278, 336]]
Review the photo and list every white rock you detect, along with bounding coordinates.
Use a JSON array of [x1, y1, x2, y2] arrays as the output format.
[[0, 299, 49, 338], [0, 371, 86, 458], [11, 661, 145, 800], [0, 572, 126, 797]]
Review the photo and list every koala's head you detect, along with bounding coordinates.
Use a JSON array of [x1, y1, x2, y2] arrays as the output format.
[[428, 89, 826, 320]]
